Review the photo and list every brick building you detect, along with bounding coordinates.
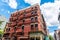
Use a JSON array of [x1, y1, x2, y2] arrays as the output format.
[[54, 9, 60, 40], [3, 4, 47, 40], [58, 12, 60, 27], [54, 30, 60, 40]]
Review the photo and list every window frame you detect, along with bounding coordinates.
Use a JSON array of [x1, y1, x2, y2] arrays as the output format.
[[21, 25, 24, 30], [31, 17, 34, 22], [35, 23, 38, 30], [30, 23, 34, 30]]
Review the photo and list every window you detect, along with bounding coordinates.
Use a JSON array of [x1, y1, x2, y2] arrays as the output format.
[[18, 12, 20, 16], [10, 18, 13, 22], [6, 28, 10, 32], [22, 25, 24, 30], [35, 10, 37, 13], [5, 38, 10, 40], [20, 32, 24, 35], [35, 24, 38, 27], [31, 24, 34, 27], [23, 19, 25, 22], [17, 32, 24, 36], [24, 11, 26, 17], [8, 23, 11, 27], [3, 33, 10, 37], [30, 38, 40, 40], [30, 38, 34, 40], [36, 38, 40, 40], [35, 16, 38, 21], [35, 6, 38, 10], [31, 7, 33, 9], [35, 24, 38, 30], [11, 14, 14, 17], [31, 17, 34, 22], [31, 24, 34, 30], [31, 11, 37, 15], [14, 26, 17, 31], [12, 36, 17, 40]]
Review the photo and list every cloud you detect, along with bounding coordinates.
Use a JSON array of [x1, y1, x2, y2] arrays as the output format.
[[8, 11, 10, 14], [8, 0, 17, 9], [40, 0, 60, 27], [24, 0, 60, 27], [58, 23, 60, 29], [2, 0, 17, 9], [24, 0, 41, 5], [58, 25, 60, 29], [49, 32, 54, 36], [1, 9, 10, 14], [40, 0, 60, 36]]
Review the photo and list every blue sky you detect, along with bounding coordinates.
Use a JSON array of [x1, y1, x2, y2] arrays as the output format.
[[0, 0, 60, 35], [0, 0, 54, 18]]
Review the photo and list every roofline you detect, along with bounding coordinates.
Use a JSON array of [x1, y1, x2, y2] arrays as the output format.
[[11, 3, 40, 14]]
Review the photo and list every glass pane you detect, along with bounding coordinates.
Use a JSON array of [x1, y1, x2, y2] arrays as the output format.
[[36, 38, 40, 40], [30, 38, 34, 40]]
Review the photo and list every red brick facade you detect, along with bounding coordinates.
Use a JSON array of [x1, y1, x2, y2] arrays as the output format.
[[3, 4, 47, 40]]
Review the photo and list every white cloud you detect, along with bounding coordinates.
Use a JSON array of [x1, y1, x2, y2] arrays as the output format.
[[2, 0, 17, 9], [8, 11, 10, 14], [24, 0, 60, 27], [40, 0, 60, 27], [58, 22, 60, 29], [24, 0, 41, 5], [8, 0, 17, 9], [58, 26, 60, 29], [49, 32, 54, 36]]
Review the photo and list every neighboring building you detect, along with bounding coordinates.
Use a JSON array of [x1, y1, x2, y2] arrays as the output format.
[[0, 15, 7, 29], [54, 8, 60, 40], [0, 15, 7, 40], [54, 30, 60, 40], [47, 29, 49, 35], [58, 12, 60, 23], [3, 4, 47, 40]]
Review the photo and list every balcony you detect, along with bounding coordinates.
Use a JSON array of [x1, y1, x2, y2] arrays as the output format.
[[24, 18, 31, 24], [4, 28, 10, 33], [24, 13, 31, 18], [3, 37, 10, 40], [10, 28, 15, 33], [12, 17, 17, 21], [17, 21, 23, 26], [19, 10, 24, 15], [11, 12, 18, 17], [11, 36, 17, 40], [10, 22, 17, 27], [18, 15, 24, 20], [31, 10, 38, 16], [6, 23, 12, 27], [9, 17, 17, 22], [16, 27, 22, 33], [17, 37, 28, 40], [34, 6, 38, 10], [9, 18, 12, 22], [3, 33, 10, 37], [26, 8, 31, 13], [31, 17, 35, 23], [35, 16, 38, 22], [16, 32, 24, 37]]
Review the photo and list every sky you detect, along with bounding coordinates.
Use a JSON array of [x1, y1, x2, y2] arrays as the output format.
[[0, 0, 60, 36]]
